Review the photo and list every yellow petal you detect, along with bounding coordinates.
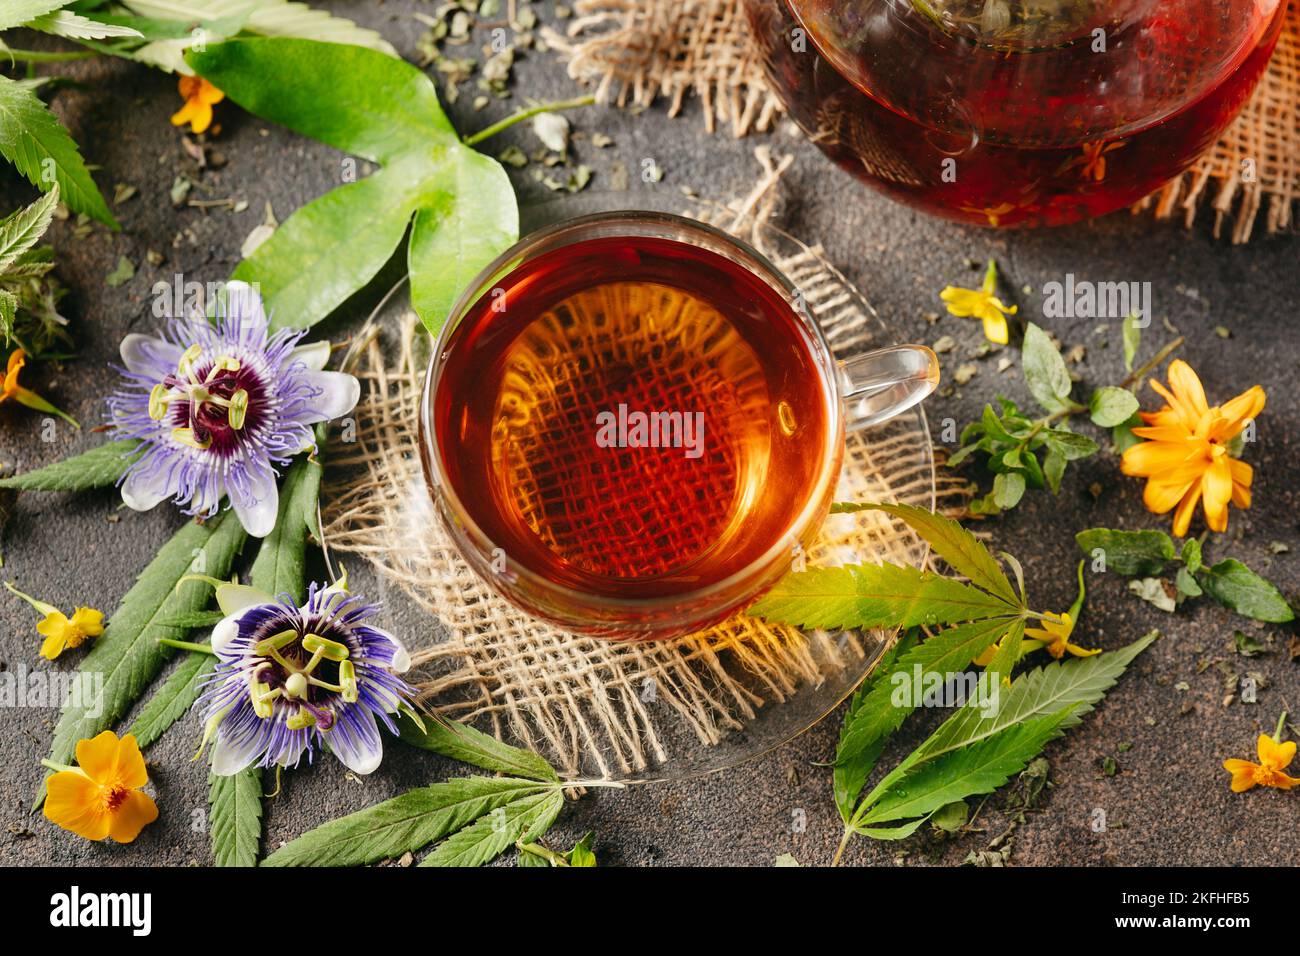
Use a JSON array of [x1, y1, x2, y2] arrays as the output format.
[[44, 771, 112, 840], [107, 789, 158, 844], [1121, 440, 1199, 477], [1065, 642, 1102, 658], [113, 733, 149, 790], [980, 310, 1009, 345], [70, 607, 105, 637], [1257, 734, 1295, 770], [1229, 458, 1253, 509], [38, 631, 66, 660], [1166, 360, 1209, 417], [1222, 759, 1258, 792], [1200, 456, 1233, 532], [1143, 473, 1196, 515], [170, 101, 199, 129], [940, 287, 983, 317], [1171, 484, 1201, 538], [1216, 385, 1265, 436], [75, 730, 124, 785]]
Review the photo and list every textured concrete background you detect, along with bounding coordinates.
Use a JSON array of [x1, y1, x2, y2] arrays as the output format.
[[1, 2, 1297, 867]]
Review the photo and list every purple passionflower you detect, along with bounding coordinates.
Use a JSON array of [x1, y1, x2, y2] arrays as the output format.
[[108, 281, 359, 537], [198, 579, 416, 776]]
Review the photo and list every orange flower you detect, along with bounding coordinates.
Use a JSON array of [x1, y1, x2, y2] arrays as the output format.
[[0, 349, 79, 427], [43, 732, 159, 843], [171, 76, 225, 134], [1120, 360, 1264, 537], [1223, 732, 1299, 793]]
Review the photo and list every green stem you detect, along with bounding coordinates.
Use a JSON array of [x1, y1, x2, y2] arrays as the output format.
[[1274, 711, 1288, 743], [463, 94, 596, 147], [40, 759, 76, 774], [831, 825, 854, 867], [517, 841, 569, 866], [1120, 335, 1185, 390], [2, 48, 98, 63], [157, 638, 215, 655]]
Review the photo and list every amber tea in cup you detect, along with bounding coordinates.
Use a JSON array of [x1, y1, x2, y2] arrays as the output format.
[[420, 213, 938, 639]]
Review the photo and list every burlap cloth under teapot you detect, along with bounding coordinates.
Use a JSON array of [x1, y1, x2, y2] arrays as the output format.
[[542, 0, 1300, 243]]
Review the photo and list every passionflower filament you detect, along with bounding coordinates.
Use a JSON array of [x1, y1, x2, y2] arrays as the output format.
[[108, 282, 359, 537], [199, 580, 416, 776]]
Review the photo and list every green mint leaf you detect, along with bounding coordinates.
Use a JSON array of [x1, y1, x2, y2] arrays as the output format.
[[992, 471, 1025, 510], [419, 788, 565, 868], [1121, 313, 1141, 372], [398, 713, 559, 782], [262, 777, 552, 867], [835, 616, 1024, 786], [0, 438, 142, 491], [1043, 445, 1066, 494], [857, 708, 1077, 828], [1043, 427, 1099, 460], [0, 75, 118, 228], [1111, 412, 1143, 454], [247, 448, 322, 602], [126, 650, 215, 749], [1195, 559, 1294, 623], [1021, 323, 1073, 412], [1175, 566, 1203, 597], [1075, 528, 1176, 576], [38, 510, 247, 801], [189, 38, 517, 334], [0, 186, 59, 274], [1180, 538, 1202, 573], [749, 563, 1020, 631], [1089, 386, 1139, 428], [210, 767, 263, 868], [833, 503, 1020, 605]]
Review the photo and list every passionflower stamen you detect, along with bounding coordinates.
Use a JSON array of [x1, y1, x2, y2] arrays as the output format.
[[199, 580, 415, 776], [109, 281, 360, 537]]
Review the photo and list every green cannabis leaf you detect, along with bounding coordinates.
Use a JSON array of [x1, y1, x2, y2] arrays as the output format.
[[0, 74, 117, 227], [418, 788, 565, 867], [187, 38, 518, 335], [399, 713, 559, 782], [262, 776, 558, 867], [0, 438, 142, 490], [748, 563, 1018, 631], [1076, 527, 1293, 623], [37, 510, 247, 802], [126, 649, 214, 749], [210, 765, 263, 868]]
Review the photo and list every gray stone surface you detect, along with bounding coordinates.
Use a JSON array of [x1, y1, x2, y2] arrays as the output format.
[[1, 2, 1297, 868]]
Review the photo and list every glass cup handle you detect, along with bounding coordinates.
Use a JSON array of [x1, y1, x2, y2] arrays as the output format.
[[838, 345, 941, 431]]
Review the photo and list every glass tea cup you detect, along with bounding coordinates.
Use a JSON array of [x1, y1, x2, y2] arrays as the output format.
[[419, 212, 939, 639]]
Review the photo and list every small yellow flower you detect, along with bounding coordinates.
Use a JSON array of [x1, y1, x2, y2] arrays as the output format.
[[1223, 732, 1299, 793], [1024, 610, 1099, 660], [0, 349, 79, 427], [171, 76, 225, 135], [43, 731, 159, 843], [5, 581, 104, 660], [1121, 360, 1264, 537], [940, 260, 1016, 345]]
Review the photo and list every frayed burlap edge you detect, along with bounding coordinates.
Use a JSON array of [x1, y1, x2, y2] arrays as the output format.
[[543, 0, 1300, 243], [319, 150, 972, 779]]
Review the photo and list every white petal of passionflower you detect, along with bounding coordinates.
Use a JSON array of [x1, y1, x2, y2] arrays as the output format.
[[120, 333, 183, 376], [299, 370, 360, 424], [232, 474, 279, 538], [210, 727, 266, 777], [290, 340, 332, 371], [120, 467, 173, 511]]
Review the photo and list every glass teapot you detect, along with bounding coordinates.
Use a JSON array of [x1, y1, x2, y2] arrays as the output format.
[[745, 0, 1286, 227]]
